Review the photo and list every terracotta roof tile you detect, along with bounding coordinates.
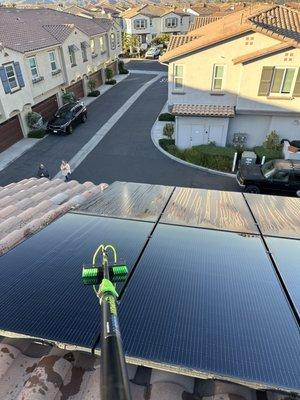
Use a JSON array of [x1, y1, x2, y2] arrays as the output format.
[[249, 5, 300, 42], [167, 34, 201, 51], [160, 5, 299, 63], [0, 177, 105, 256], [189, 15, 222, 31], [171, 104, 235, 117], [0, 8, 110, 53]]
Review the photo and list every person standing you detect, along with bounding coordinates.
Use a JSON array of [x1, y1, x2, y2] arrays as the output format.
[[60, 160, 71, 182]]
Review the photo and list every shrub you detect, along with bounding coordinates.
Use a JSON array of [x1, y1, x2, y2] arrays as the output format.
[[62, 92, 76, 104], [106, 79, 117, 85], [159, 138, 175, 151], [158, 113, 175, 122], [105, 67, 114, 81], [88, 78, 97, 93], [151, 34, 170, 46], [28, 128, 46, 139], [26, 111, 42, 129], [263, 130, 281, 150], [118, 60, 129, 75], [87, 90, 100, 97], [254, 146, 283, 163], [163, 123, 174, 139]]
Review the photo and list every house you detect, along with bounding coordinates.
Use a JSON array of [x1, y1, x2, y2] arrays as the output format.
[[160, 5, 300, 149], [0, 8, 122, 152], [121, 4, 190, 48]]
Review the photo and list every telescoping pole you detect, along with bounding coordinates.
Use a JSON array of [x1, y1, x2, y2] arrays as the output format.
[[82, 244, 131, 400]]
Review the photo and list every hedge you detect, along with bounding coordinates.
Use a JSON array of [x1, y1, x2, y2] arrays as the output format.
[[28, 129, 46, 139], [159, 141, 236, 172], [88, 90, 100, 97], [106, 79, 117, 85], [158, 113, 175, 122], [253, 146, 283, 163]]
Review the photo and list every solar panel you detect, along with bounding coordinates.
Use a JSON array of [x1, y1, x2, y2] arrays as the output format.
[[75, 181, 173, 222], [245, 193, 300, 239], [266, 236, 300, 318], [0, 213, 153, 349], [119, 224, 300, 391], [162, 187, 258, 234]]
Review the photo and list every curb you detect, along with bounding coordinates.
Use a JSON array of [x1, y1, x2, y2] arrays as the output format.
[[151, 121, 236, 179]]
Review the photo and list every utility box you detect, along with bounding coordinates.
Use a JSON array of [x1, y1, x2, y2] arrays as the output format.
[[240, 151, 257, 166]]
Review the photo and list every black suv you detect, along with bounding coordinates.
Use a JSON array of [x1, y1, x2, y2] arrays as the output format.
[[237, 159, 300, 196], [47, 102, 87, 135]]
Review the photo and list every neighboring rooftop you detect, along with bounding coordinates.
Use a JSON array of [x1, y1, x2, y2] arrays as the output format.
[[0, 8, 111, 53], [121, 4, 189, 18], [0, 177, 105, 256], [161, 4, 300, 62]]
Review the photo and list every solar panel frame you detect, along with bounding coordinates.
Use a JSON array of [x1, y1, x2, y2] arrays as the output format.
[[0, 213, 154, 349], [118, 224, 300, 392]]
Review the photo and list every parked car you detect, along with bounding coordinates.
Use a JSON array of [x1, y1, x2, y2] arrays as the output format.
[[47, 102, 87, 135], [236, 159, 300, 196], [145, 47, 160, 59]]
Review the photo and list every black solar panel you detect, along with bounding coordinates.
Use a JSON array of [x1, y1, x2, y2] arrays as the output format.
[[267, 236, 300, 318], [74, 181, 173, 222], [0, 213, 153, 348], [119, 225, 300, 391]]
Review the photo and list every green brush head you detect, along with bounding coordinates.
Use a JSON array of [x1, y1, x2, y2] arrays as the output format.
[[82, 267, 100, 285]]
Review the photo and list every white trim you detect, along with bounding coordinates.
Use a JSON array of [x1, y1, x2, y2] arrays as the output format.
[[270, 66, 297, 96], [212, 64, 225, 92], [173, 63, 184, 92], [4, 63, 19, 92], [28, 56, 39, 79]]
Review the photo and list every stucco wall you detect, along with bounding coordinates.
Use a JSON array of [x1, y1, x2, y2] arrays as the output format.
[[228, 114, 300, 147], [161, 13, 190, 34], [176, 116, 229, 148], [168, 32, 282, 107]]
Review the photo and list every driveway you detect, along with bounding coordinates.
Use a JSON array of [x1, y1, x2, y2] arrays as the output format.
[[72, 75, 239, 191]]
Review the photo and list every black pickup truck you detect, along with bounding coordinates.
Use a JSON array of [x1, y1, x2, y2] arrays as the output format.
[[237, 159, 300, 196]]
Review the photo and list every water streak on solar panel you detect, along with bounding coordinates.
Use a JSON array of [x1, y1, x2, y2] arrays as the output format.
[[119, 225, 300, 391], [74, 181, 173, 222], [162, 188, 258, 234]]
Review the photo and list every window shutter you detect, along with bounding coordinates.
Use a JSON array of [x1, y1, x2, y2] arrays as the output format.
[[257, 66, 274, 96], [14, 62, 25, 88], [293, 69, 300, 97], [0, 66, 11, 93]]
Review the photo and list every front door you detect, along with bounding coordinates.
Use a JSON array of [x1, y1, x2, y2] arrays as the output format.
[[190, 125, 206, 147]]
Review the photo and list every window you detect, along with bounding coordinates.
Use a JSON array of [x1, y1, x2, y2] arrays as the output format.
[[180, 17, 183, 25], [48, 51, 57, 71], [100, 36, 106, 53], [90, 39, 95, 56], [270, 68, 295, 94], [173, 64, 183, 90], [4, 63, 18, 90], [212, 65, 224, 91], [28, 57, 39, 79], [272, 170, 290, 183], [150, 19, 153, 27], [68, 46, 76, 66], [134, 19, 147, 29], [81, 42, 88, 61], [165, 18, 178, 28], [110, 33, 116, 50]]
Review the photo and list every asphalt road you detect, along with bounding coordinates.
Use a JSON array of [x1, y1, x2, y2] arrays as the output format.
[[73, 74, 239, 191], [0, 60, 239, 192], [124, 59, 168, 72]]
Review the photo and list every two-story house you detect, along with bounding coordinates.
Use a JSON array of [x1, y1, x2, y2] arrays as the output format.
[[160, 5, 300, 149], [0, 8, 122, 152], [122, 5, 190, 47]]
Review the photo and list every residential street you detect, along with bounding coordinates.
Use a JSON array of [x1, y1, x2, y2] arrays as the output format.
[[0, 62, 239, 191]]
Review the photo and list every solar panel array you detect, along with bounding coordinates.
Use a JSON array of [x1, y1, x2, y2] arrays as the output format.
[[0, 182, 299, 393]]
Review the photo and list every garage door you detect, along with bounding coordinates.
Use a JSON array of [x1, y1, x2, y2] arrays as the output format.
[[107, 61, 118, 76], [66, 80, 84, 99], [0, 116, 23, 152], [89, 70, 103, 88], [32, 95, 58, 122]]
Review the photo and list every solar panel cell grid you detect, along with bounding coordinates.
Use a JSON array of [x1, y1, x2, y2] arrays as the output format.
[[0, 213, 153, 348], [119, 225, 300, 391]]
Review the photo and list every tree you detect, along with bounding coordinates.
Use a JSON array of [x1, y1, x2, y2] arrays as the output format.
[[163, 123, 174, 139], [122, 33, 140, 54], [88, 78, 96, 93], [151, 34, 170, 47]]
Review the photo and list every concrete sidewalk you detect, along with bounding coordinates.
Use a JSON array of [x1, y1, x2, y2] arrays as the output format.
[[0, 73, 129, 173]]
